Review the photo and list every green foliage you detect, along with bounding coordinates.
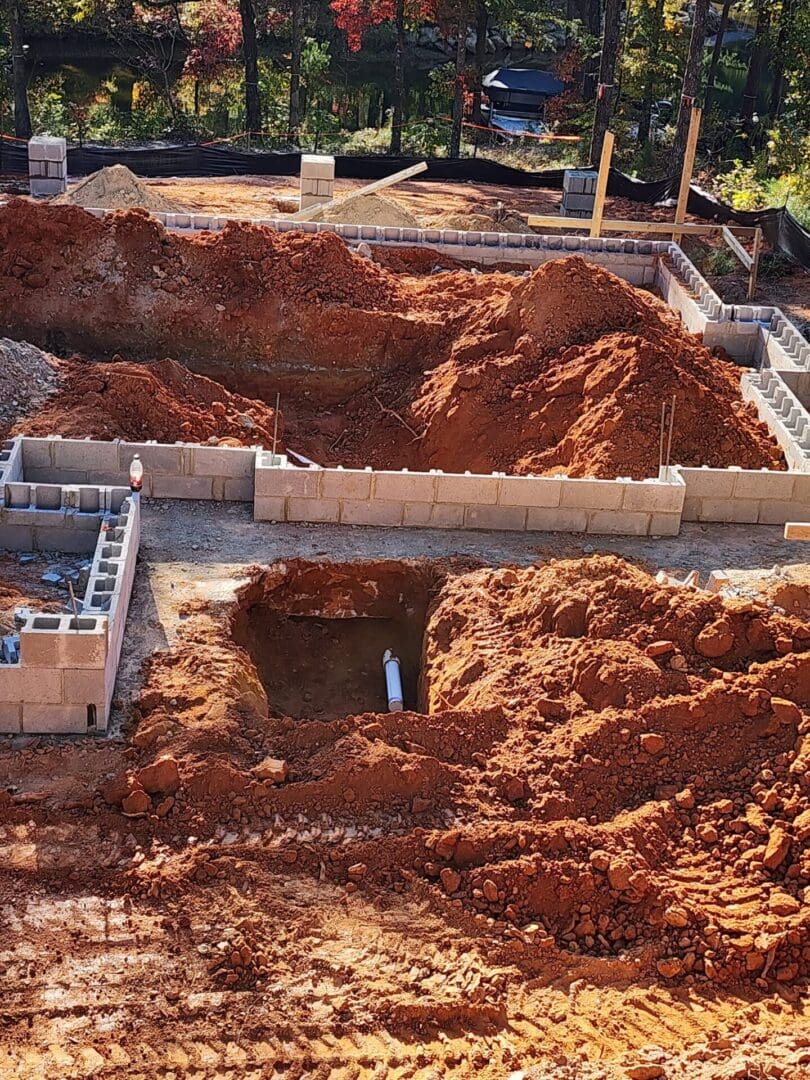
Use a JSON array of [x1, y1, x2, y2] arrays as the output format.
[[701, 247, 737, 276]]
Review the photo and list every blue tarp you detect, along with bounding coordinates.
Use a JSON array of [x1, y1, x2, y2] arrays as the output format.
[[482, 68, 564, 97]]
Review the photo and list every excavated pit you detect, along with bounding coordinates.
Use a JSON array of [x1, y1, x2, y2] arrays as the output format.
[[230, 560, 438, 720]]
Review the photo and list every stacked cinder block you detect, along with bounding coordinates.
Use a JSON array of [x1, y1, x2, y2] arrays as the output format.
[[561, 169, 597, 219], [28, 136, 68, 197], [678, 466, 810, 526], [742, 370, 810, 472], [0, 481, 139, 734], [299, 154, 335, 211], [17, 435, 257, 502], [253, 455, 686, 537]]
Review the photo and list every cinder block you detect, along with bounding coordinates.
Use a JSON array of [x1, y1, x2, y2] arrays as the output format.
[[255, 465, 321, 499], [46, 160, 67, 179], [0, 704, 22, 733], [402, 502, 465, 528], [526, 507, 588, 532], [21, 619, 107, 669], [340, 500, 404, 526], [28, 135, 67, 161], [677, 467, 737, 500], [587, 510, 650, 536], [464, 505, 527, 531], [435, 473, 499, 505], [732, 470, 796, 501], [63, 668, 107, 705], [621, 480, 685, 514], [287, 497, 340, 523], [498, 476, 562, 508], [649, 512, 682, 536], [23, 704, 89, 734], [373, 471, 437, 503], [759, 500, 810, 525], [562, 193, 596, 212], [223, 476, 254, 502], [300, 154, 335, 180], [190, 446, 255, 479], [560, 479, 624, 510], [315, 179, 334, 197], [698, 498, 760, 524], [118, 442, 183, 475], [32, 526, 97, 554], [0, 665, 63, 704], [54, 439, 120, 473], [150, 476, 214, 499], [29, 178, 66, 197], [0, 524, 33, 549], [253, 496, 286, 521], [299, 178, 319, 196], [787, 473, 810, 502], [300, 193, 328, 210], [321, 469, 373, 501]]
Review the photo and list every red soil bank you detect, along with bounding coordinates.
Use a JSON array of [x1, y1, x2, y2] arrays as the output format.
[[0, 199, 782, 478], [13, 357, 282, 447]]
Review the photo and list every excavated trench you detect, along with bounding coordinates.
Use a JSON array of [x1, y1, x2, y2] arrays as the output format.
[[230, 560, 439, 720]]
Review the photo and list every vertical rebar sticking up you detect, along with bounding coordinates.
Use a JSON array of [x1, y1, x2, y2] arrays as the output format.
[[665, 394, 677, 471], [658, 401, 667, 474], [68, 581, 79, 630], [272, 391, 280, 464]]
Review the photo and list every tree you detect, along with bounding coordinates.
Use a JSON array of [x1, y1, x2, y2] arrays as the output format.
[[470, 0, 487, 125], [183, 0, 241, 115], [331, 0, 434, 152], [4, 0, 33, 138], [740, 0, 770, 126], [447, 3, 468, 156], [238, 0, 262, 132], [703, 0, 733, 115], [288, 0, 302, 139], [669, 0, 708, 169], [636, 0, 665, 146], [589, 0, 621, 163]]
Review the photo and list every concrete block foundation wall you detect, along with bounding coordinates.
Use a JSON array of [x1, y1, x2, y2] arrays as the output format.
[[0, 481, 139, 734], [678, 466, 810, 526], [299, 154, 335, 211], [253, 455, 686, 537], [20, 436, 257, 502], [742, 370, 810, 471]]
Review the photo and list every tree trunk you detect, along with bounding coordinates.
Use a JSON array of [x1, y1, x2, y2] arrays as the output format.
[[589, 0, 621, 164], [471, 0, 488, 125], [638, 0, 664, 146], [704, 0, 732, 114], [449, 14, 467, 158], [289, 0, 303, 141], [389, 0, 405, 153], [8, 0, 33, 140], [238, 0, 261, 134], [740, 1, 770, 124], [768, 0, 792, 120], [582, 0, 601, 101], [669, 0, 709, 170]]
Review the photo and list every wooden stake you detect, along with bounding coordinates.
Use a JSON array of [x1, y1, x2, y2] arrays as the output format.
[[272, 391, 280, 463], [673, 107, 702, 243], [748, 226, 763, 301], [589, 130, 614, 238]]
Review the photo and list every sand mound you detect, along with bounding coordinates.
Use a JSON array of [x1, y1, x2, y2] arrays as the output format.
[[55, 164, 184, 212], [308, 192, 419, 227], [427, 207, 530, 233], [12, 357, 282, 447]]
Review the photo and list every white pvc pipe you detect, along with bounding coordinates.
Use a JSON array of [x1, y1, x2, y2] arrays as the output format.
[[382, 649, 404, 712]]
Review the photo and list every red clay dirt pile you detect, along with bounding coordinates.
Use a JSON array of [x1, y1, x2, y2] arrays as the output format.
[[4, 554, 810, 1076], [11, 356, 283, 447], [80, 554, 810, 1075], [0, 198, 781, 478]]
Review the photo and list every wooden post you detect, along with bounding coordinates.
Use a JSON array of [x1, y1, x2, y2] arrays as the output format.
[[748, 226, 763, 300], [672, 106, 701, 243], [590, 130, 614, 238]]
